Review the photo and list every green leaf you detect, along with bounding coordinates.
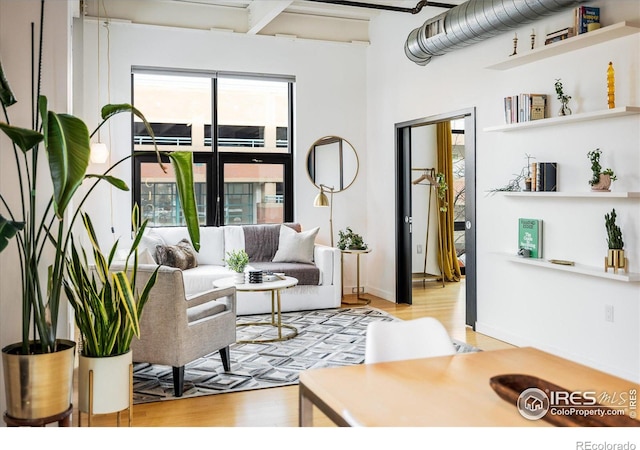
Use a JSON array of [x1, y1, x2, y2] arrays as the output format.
[[0, 214, 24, 253], [99, 103, 166, 170], [0, 123, 43, 153], [168, 151, 200, 251], [45, 111, 91, 218], [0, 59, 16, 107], [113, 271, 140, 337], [85, 174, 129, 191]]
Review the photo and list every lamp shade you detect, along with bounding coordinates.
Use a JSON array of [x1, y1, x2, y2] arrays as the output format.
[[90, 142, 109, 164], [314, 190, 329, 207]]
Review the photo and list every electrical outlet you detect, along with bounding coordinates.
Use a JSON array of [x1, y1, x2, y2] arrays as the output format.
[[605, 305, 614, 322], [417, 244, 423, 254], [352, 287, 364, 294]]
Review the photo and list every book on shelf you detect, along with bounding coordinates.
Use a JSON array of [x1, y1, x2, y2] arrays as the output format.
[[544, 27, 575, 45], [575, 5, 600, 35], [528, 162, 557, 192], [530, 94, 547, 121], [518, 218, 543, 259], [540, 162, 557, 192], [504, 94, 547, 124]]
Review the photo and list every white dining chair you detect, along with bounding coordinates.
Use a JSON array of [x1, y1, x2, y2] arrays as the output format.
[[364, 317, 456, 364]]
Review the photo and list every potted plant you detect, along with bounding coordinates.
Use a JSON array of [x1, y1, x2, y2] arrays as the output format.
[[225, 249, 249, 283], [604, 208, 627, 273], [63, 206, 158, 422], [0, 2, 199, 421], [554, 78, 572, 116], [337, 227, 368, 250], [587, 148, 617, 191]]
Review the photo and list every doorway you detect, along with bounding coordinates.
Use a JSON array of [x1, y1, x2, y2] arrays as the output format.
[[394, 108, 477, 328]]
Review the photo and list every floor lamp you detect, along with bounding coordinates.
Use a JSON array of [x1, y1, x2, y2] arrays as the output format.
[[314, 184, 334, 247]]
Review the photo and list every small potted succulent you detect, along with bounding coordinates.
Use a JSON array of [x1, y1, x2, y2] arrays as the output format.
[[588, 148, 617, 191], [604, 208, 627, 274], [225, 249, 249, 283]]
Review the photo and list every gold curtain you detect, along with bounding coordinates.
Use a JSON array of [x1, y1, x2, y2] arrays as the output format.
[[436, 122, 461, 282]]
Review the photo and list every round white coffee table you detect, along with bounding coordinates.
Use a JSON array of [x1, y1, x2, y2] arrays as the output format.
[[214, 276, 299, 343]]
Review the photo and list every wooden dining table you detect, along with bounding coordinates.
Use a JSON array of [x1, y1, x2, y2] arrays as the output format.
[[298, 347, 640, 427]]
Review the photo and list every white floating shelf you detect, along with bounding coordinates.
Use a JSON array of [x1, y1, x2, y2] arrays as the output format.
[[499, 253, 640, 282], [502, 191, 640, 198], [484, 106, 640, 132], [486, 22, 640, 70]]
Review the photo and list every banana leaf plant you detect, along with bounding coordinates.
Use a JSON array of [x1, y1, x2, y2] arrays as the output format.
[[0, 58, 200, 355], [64, 206, 158, 357]]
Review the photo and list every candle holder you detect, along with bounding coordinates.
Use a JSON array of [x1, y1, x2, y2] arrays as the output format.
[[509, 32, 518, 56]]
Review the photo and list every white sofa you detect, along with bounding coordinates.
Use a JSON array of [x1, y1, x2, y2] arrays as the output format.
[[138, 223, 341, 315]]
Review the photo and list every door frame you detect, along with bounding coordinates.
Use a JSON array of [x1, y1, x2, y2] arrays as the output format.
[[394, 107, 477, 328]]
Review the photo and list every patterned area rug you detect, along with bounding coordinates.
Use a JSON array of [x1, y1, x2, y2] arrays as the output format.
[[132, 307, 479, 404]]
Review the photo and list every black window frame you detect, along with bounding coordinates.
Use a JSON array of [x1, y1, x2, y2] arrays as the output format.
[[131, 68, 295, 227]]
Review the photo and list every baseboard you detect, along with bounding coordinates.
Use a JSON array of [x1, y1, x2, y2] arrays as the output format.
[[476, 321, 639, 383]]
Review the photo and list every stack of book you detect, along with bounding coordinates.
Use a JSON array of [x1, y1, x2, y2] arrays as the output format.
[[545, 27, 575, 45], [504, 94, 547, 124], [528, 162, 557, 192], [543, 6, 600, 45], [575, 5, 600, 34]]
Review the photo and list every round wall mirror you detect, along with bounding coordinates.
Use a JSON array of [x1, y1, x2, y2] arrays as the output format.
[[306, 136, 359, 192]]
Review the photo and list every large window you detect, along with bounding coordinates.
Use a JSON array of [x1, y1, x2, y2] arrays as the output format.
[[132, 69, 294, 226]]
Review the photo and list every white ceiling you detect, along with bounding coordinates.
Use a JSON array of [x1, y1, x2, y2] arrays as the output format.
[[84, 0, 465, 43]]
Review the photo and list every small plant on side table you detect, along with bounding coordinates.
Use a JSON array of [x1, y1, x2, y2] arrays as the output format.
[[588, 148, 617, 191], [225, 249, 249, 273], [604, 208, 627, 273], [337, 227, 368, 250]]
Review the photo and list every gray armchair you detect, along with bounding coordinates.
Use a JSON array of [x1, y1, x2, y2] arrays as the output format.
[[131, 265, 237, 397]]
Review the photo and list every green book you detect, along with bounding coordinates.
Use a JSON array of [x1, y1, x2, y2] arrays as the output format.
[[518, 218, 543, 258]]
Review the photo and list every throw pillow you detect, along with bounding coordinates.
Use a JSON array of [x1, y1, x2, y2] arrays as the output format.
[[272, 225, 319, 264], [140, 229, 166, 263], [156, 239, 198, 270]]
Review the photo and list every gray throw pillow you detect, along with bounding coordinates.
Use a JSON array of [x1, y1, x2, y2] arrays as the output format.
[[156, 239, 198, 270], [272, 225, 319, 264]]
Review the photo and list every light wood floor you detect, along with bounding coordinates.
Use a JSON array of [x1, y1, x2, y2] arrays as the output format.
[[77, 278, 514, 427]]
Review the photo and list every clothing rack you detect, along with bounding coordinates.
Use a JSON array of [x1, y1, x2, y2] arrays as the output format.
[[411, 168, 445, 287]]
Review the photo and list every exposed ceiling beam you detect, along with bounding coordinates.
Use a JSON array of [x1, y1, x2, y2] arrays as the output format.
[[247, 0, 294, 34]]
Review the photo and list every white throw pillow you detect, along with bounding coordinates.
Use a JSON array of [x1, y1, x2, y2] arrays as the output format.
[[272, 225, 319, 264], [139, 229, 166, 263]]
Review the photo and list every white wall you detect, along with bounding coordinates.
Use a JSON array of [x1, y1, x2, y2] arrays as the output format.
[[0, 0, 74, 419], [365, 0, 640, 381], [78, 18, 369, 288]]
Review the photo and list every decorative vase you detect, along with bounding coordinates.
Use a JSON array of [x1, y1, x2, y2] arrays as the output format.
[[2, 339, 75, 420], [605, 249, 627, 274], [591, 174, 611, 192], [78, 350, 133, 415], [558, 100, 572, 116], [234, 272, 245, 284]]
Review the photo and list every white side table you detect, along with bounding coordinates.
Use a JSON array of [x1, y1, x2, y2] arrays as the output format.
[[340, 248, 371, 306], [214, 276, 298, 343]]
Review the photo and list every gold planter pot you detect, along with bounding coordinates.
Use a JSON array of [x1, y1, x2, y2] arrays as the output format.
[[605, 249, 628, 274], [2, 339, 75, 420]]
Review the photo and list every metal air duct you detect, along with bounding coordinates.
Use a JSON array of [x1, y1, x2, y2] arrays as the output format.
[[405, 0, 586, 66]]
